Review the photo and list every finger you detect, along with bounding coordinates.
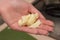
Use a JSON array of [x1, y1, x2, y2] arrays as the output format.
[[29, 4, 46, 19], [10, 22, 38, 34], [38, 24, 53, 32], [39, 19, 54, 27], [10, 22, 48, 35], [46, 20, 54, 26], [37, 29, 48, 35], [20, 27, 38, 34]]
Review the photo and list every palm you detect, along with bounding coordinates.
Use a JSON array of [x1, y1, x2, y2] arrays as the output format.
[[0, 0, 54, 35]]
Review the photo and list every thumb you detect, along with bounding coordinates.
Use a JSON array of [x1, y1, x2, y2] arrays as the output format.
[[28, 4, 46, 20]]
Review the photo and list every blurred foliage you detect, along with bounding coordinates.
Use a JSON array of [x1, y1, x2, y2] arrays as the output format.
[[0, 27, 37, 40]]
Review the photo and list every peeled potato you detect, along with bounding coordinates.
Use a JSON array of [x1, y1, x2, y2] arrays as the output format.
[[27, 13, 39, 26], [18, 19, 23, 26], [18, 13, 41, 28], [29, 20, 41, 28], [18, 14, 31, 26]]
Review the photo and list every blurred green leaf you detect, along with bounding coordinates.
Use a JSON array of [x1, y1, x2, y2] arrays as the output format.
[[0, 27, 37, 40]]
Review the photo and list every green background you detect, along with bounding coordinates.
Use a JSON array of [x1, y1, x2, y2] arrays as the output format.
[[0, 27, 37, 40]]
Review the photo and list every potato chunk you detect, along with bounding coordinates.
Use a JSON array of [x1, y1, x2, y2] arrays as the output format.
[[18, 14, 31, 26], [18, 13, 41, 28], [27, 13, 39, 26], [29, 20, 41, 28]]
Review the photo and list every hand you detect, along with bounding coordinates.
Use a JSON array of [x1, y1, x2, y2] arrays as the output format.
[[0, 0, 54, 35]]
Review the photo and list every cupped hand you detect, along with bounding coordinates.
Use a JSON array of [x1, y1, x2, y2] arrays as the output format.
[[0, 0, 54, 35]]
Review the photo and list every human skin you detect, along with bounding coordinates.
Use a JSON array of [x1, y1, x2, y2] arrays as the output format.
[[0, 0, 54, 35]]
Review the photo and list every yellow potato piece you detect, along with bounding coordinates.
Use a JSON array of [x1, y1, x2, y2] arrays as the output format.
[[18, 13, 40, 28], [18, 19, 23, 26], [27, 13, 39, 26], [34, 13, 39, 18], [18, 14, 31, 26], [29, 20, 41, 28]]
